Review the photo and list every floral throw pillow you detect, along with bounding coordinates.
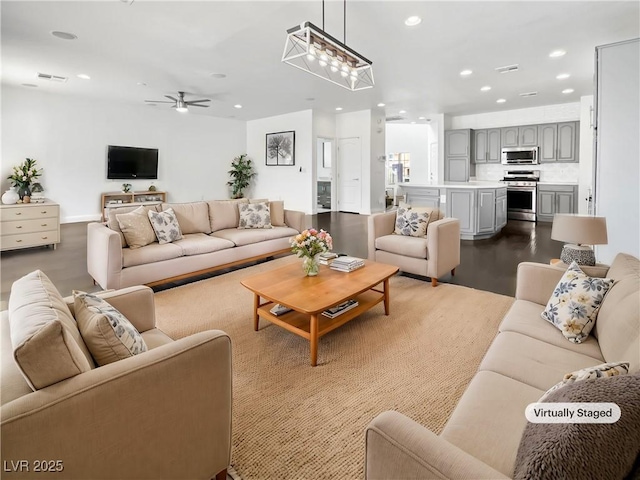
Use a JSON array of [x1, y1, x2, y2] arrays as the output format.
[[538, 361, 629, 402], [148, 207, 183, 244], [238, 202, 273, 229], [74, 291, 148, 366], [394, 207, 429, 237], [541, 261, 614, 343]]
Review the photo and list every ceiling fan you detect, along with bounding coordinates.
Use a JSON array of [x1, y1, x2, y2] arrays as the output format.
[[145, 91, 210, 113]]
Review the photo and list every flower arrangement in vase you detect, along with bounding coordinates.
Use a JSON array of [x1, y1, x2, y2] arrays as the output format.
[[7, 158, 41, 202], [291, 228, 333, 276]]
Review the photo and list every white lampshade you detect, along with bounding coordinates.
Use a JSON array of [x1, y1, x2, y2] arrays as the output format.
[[551, 214, 608, 245]]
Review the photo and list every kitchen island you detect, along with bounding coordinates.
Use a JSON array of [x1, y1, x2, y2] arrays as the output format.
[[398, 182, 507, 240]]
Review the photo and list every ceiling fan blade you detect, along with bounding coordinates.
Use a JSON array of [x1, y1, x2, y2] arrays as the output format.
[[164, 95, 178, 101], [186, 99, 211, 104], [146, 100, 176, 104], [187, 104, 209, 108]]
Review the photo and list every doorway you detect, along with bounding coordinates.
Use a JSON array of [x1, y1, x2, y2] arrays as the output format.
[[316, 138, 333, 212], [337, 137, 362, 213]]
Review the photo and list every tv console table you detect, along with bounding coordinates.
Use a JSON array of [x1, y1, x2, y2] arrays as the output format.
[[101, 191, 167, 221]]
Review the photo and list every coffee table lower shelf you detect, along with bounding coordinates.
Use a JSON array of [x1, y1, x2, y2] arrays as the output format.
[[255, 290, 385, 365]]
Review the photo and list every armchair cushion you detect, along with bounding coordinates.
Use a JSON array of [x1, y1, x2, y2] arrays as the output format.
[[74, 292, 148, 366], [8, 270, 94, 390], [394, 206, 429, 237], [375, 234, 428, 259]]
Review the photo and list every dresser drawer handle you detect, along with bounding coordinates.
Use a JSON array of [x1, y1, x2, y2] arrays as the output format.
[[15, 212, 22, 216], [41, 236, 48, 240], [41, 211, 48, 214], [15, 226, 22, 229], [41, 224, 48, 227], [16, 239, 22, 243]]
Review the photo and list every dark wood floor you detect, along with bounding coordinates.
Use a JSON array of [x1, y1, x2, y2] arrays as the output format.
[[0, 213, 563, 305]]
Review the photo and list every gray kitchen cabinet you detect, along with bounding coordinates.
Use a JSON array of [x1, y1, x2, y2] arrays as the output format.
[[446, 189, 475, 235], [495, 188, 507, 229], [538, 122, 579, 163], [445, 129, 475, 182], [477, 189, 496, 233], [501, 125, 537, 148], [537, 184, 578, 222], [404, 187, 440, 209], [473, 128, 501, 164]]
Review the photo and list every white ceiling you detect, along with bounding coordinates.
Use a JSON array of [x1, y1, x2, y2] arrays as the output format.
[[2, 1, 639, 122]]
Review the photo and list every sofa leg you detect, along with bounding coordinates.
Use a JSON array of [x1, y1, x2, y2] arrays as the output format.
[[215, 468, 227, 480], [451, 268, 456, 276], [431, 278, 438, 287]]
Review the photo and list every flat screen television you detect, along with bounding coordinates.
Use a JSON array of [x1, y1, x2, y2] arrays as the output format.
[[107, 145, 158, 179]]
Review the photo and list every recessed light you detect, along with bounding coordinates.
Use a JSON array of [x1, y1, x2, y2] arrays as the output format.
[[51, 31, 77, 40], [335, 107, 343, 111], [480, 85, 492, 92], [399, 110, 406, 114], [460, 69, 473, 76], [210, 73, 227, 79], [549, 50, 566, 58], [556, 73, 570, 80], [377, 103, 386, 107], [404, 16, 422, 27], [496, 98, 507, 103], [21, 83, 38, 88], [77, 74, 90, 80], [418, 116, 426, 120], [234, 104, 243, 109], [137, 82, 147, 86], [562, 88, 575, 94]]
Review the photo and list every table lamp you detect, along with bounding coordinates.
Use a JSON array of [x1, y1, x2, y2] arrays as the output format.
[[551, 214, 608, 266]]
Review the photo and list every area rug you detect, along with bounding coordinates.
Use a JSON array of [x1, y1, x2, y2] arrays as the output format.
[[154, 256, 514, 479]]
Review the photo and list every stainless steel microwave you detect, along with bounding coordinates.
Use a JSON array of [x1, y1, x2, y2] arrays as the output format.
[[501, 147, 539, 165]]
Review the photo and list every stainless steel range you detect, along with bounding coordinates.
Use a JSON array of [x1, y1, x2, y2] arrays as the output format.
[[502, 170, 540, 222]]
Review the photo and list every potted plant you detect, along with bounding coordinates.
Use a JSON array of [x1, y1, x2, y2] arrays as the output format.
[[7, 158, 41, 200], [227, 154, 256, 199]]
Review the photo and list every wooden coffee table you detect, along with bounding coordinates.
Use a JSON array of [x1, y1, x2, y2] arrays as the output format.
[[241, 260, 399, 366]]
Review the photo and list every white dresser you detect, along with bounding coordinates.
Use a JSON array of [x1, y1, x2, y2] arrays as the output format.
[[0, 200, 60, 251]]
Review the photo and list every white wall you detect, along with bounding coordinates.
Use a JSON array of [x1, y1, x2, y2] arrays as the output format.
[[449, 102, 584, 184], [1, 86, 246, 223], [578, 95, 594, 214], [246, 109, 314, 214], [370, 109, 386, 214], [385, 124, 430, 184]]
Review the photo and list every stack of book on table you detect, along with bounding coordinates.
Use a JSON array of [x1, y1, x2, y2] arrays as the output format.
[[318, 252, 339, 265], [330, 256, 365, 272], [322, 299, 359, 318]]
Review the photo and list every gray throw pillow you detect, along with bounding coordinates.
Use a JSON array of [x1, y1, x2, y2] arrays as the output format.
[[148, 207, 183, 244], [514, 373, 640, 480]]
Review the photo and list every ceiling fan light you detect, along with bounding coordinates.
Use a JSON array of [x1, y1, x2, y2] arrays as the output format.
[[176, 106, 188, 113]]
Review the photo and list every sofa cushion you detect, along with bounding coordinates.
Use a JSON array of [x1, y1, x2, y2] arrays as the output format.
[[74, 292, 148, 366], [499, 299, 604, 360], [479, 331, 605, 391], [208, 199, 248, 232], [394, 206, 429, 237], [441, 370, 544, 477], [1, 311, 32, 404], [8, 270, 94, 390], [238, 202, 272, 229], [514, 373, 640, 480], [162, 202, 211, 234], [122, 242, 183, 268], [541, 261, 613, 344], [173, 233, 235, 256], [211, 226, 298, 247], [592, 254, 640, 372], [269, 201, 285, 226], [108, 204, 159, 247], [148, 208, 183, 244], [375, 234, 428, 259], [116, 206, 157, 249], [140, 328, 174, 350], [538, 361, 629, 402]]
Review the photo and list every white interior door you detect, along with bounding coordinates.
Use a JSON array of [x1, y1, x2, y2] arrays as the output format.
[[337, 137, 362, 213]]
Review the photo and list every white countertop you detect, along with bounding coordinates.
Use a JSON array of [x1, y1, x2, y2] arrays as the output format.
[[538, 182, 579, 185], [398, 181, 506, 189]]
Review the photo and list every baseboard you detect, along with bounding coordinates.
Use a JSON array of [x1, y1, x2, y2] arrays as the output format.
[[61, 214, 102, 224]]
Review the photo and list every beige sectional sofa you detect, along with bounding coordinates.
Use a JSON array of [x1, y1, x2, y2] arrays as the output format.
[[88, 199, 305, 290], [366, 253, 640, 479], [1, 272, 231, 480]]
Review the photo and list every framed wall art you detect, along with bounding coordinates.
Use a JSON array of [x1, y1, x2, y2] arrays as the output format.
[[266, 130, 295, 166]]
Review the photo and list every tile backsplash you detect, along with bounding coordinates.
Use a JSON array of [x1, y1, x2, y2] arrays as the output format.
[[475, 163, 580, 183]]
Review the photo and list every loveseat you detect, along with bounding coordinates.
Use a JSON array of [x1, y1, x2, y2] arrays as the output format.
[[365, 253, 640, 478], [88, 198, 305, 290], [1, 270, 232, 479], [368, 207, 461, 286]]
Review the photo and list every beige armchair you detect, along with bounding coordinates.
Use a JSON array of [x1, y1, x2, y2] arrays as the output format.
[[368, 208, 461, 286], [1, 283, 231, 480]]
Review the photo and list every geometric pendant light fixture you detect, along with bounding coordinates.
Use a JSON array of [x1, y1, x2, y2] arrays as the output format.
[[282, 1, 374, 91]]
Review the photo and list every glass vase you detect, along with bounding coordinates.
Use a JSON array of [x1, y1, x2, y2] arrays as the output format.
[[17, 184, 31, 200], [302, 255, 320, 276]]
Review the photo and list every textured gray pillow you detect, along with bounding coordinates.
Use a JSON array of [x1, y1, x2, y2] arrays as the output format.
[[514, 373, 640, 480]]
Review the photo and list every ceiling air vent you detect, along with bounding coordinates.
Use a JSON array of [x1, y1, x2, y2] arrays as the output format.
[[519, 91, 538, 97], [36, 72, 68, 83], [495, 64, 519, 74], [385, 116, 405, 122]]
